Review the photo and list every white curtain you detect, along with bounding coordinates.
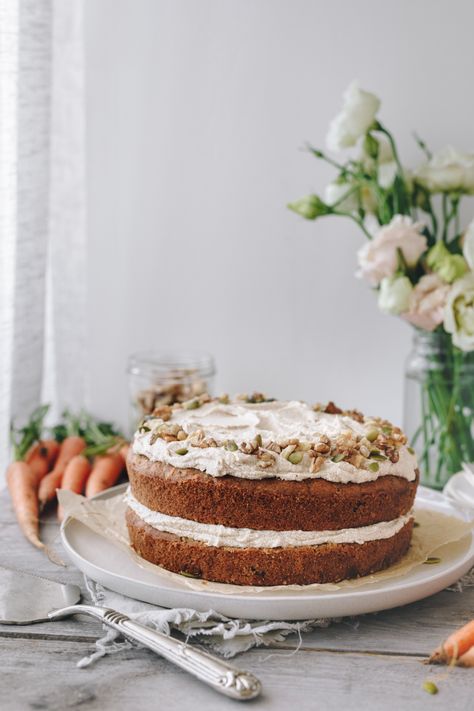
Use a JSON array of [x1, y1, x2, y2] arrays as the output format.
[[0, 0, 86, 475]]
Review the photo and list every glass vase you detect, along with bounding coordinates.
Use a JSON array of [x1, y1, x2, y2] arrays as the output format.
[[403, 331, 474, 490]]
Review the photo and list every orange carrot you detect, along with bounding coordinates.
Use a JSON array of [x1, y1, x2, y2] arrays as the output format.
[[85, 452, 124, 498], [26, 439, 60, 483], [57, 454, 92, 521], [430, 620, 474, 663], [6, 461, 44, 550], [458, 645, 474, 667], [120, 442, 130, 462], [38, 435, 86, 506]]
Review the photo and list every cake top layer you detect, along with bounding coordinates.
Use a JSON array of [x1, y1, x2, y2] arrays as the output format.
[[132, 395, 417, 484]]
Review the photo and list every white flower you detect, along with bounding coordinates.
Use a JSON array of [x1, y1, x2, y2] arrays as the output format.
[[324, 181, 358, 212], [463, 219, 474, 269], [357, 215, 428, 286], [378, 276, 412, 315], [324, 180, 376, 214], [360, 136, 398, 188], [444, 273, 474, 351], [402, 274, 450, 332], [378, 160, 398, 189], [326, 82, 380, 152], [415, 146, 474, 194]]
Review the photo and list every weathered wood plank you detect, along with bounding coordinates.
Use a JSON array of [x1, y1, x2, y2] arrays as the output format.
[[0, 636, 471, 711]]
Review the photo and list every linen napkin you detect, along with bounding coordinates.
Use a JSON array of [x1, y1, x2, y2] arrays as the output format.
[[77, 567, 474, 668], [77, 576, 336, 667]]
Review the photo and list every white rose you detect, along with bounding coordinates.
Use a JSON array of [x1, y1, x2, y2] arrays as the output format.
[[378, 276, 413, 315], [357, 215, 428, 286], [326, 82, 380, 152], [444, 273, 474, 351], [415, 146, 474, 194], [463, 219, 474, 269], [402, 274, 450, 332]]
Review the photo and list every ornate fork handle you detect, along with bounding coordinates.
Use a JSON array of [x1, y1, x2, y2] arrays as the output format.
[[49, 604, 261, 701]]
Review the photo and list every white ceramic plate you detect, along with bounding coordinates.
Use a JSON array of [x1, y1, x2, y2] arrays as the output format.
[[61, 484, 474, 621]]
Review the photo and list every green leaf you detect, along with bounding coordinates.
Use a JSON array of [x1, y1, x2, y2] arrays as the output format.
[[10, 404, 50, 461]]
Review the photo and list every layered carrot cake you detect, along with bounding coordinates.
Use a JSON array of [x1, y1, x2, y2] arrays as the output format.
[[126, 394, 419, 586]]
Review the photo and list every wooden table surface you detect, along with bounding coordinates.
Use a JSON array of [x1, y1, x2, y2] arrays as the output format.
[[1, 490, 473, 711]]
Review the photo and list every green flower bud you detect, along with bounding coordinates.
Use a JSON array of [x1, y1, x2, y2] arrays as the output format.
[[287, 194, 330, 220], [427, 242, 468, 283], [437, 254, 468, 283], [363, 133, 379, 160], [426, 241, 449, 270]]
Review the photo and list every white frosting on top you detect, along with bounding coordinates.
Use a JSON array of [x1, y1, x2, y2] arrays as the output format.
[[126, 489, 413, 549], [132, 400, 417, 483]]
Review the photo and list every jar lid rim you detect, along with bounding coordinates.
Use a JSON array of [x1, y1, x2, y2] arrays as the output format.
[[127, 350, 215, 378]]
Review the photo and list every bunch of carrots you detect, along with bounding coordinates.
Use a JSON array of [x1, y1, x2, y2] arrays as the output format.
[[7, 405, 129, 555], [429, 619, 474, 668]]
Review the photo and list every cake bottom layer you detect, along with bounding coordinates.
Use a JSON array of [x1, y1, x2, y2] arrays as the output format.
[[126, 508, 414, 586]]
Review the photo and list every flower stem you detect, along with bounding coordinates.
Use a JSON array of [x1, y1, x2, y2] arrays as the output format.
[[305, 144, 367, 180], [373, 123, 405, 184], [333, 210, 373, 239]]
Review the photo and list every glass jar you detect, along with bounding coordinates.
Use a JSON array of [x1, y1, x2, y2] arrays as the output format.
[[127, 351, 216, 432], [403, 330, 474, 490]]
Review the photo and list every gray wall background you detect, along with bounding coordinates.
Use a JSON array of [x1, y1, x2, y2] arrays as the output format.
[[84, 0, 474, 428]]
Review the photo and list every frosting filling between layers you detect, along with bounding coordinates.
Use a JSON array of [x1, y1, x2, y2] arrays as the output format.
[[132, 400, 417, 483], [125, 489, 413, 549]]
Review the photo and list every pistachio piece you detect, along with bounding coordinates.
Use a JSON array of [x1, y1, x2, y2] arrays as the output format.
[[368, 461, 379, 472], [225, 440, 238, 452], [281, 444, 297, 459], [184, 399, 200, 410], [254, 433, 263, 448], [180, 570, 201, 579], [366, 428, 379, 442], [288, 451, 303, 465], [423, 557, 441, 565], [332, 453, 346, 463], [369, 451, 387, 461], [407, 446, 415, 455], [175, 447, 188, 456], [422, 681, 438, 695]]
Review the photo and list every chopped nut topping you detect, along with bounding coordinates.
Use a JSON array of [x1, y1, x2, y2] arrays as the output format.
[[324, 401, 343, 415], [257, 450, 276, 468], [314, 442, 331, 454], [344, 408, 364, 423], [266, 441, 282, 454], [151, 405, 172, 421], [310, 455, 325, 473], [140, 394, 410, 473]]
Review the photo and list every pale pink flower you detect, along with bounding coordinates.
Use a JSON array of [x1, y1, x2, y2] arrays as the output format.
[[402, 274, 450, 332], [357, 215, 427, 286]]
